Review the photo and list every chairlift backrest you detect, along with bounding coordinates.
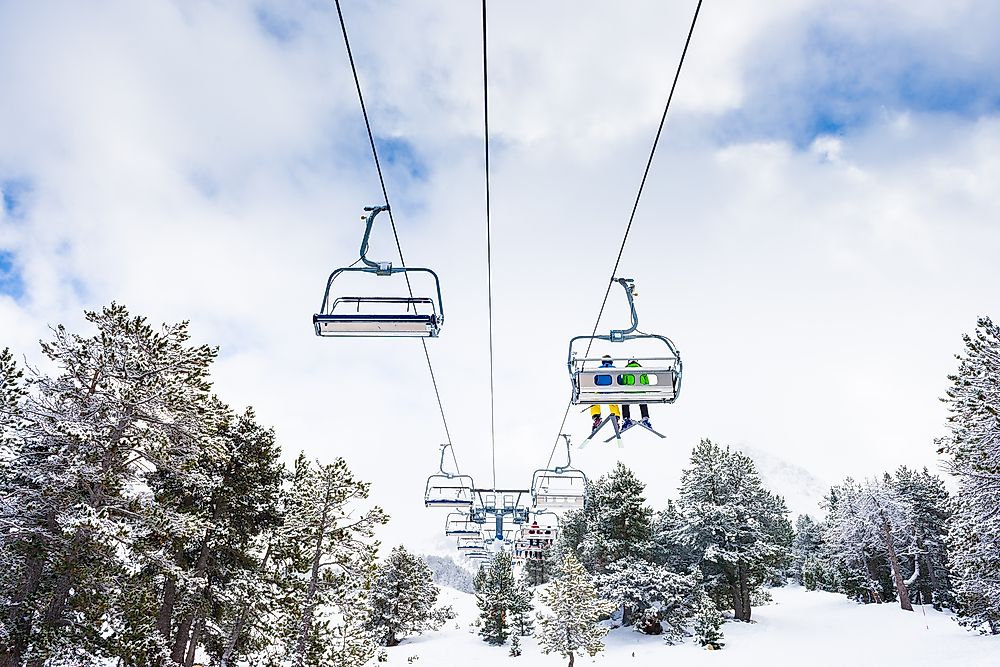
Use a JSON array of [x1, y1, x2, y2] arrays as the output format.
[[571, 355, 679, 404]]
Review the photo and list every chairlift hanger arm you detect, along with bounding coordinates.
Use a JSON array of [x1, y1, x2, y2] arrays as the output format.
[[555, 433, 573, 473], [610, 277, 639, 341], [359, 204, 391, 270]]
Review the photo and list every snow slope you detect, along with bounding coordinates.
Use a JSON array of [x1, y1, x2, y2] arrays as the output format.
[[371, 584, 998, 666]]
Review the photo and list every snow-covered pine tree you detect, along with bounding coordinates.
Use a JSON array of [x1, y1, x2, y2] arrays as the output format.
[[536, 553, 611, 667], [693, 593, 724, 649], [217, 531, 283, 667], [938, 317, 1000, 633], [549, 507, 588, 575], [792, 515, 826, 589], [524, 540, 558, 586], [594, 556, 701, 640], [327, 583, 381, 667], [823, 477, 915, 610], [821, 480, 888, 602], [0, 304, 219, 667], [367, 545, 446, 646], [273, 454, 388, 667], [509, 572, 534, 636], [476, 551, 516, 645], [650, 500, 696, 572], [0, 347, 29, 662], [473, 564, 487, 594], [144, 404, 285, 667], [677, 439, 793, 622], [580, 463, 654, 573], [890, 466, 953, 609]]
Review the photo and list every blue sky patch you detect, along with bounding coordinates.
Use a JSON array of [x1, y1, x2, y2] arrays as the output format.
[[719, 18, 1000, 147], [1, 178, 31, 220], [376, 136, 428, 181], [0, 251, 25, 300], [255, 4, 301, 43]]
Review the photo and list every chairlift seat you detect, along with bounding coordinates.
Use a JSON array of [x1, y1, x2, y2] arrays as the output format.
[[314, 297, 440, 338], [572, 362, 678, 404], [445, 513, 480, 536]]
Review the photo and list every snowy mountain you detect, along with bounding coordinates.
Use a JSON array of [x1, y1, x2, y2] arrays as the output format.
[[740, 445, 829, 519], [423, 554, 475, 593]]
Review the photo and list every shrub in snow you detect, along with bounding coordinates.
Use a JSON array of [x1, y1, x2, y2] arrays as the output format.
[[693, 594, 725, 649], [594, 556, 702, 642]]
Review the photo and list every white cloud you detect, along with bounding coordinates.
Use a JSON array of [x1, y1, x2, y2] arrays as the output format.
[[1, 0, 998, 551]]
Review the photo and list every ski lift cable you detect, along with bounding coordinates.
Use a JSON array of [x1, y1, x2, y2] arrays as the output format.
[[482, 0, 498, 490], [333, 0, 459, 471], [543, 0, 704, 469]]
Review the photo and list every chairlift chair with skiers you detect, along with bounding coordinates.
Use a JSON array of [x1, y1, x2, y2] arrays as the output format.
[[568, 278, 682, 444], [314, 205, 445, 338]]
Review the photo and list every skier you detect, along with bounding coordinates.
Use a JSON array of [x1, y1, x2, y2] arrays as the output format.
[[620, 358, 652, 430], [589, 355, 621, 433]]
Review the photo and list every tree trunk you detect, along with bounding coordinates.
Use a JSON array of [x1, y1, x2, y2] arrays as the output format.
[[172, 614, 195, 664], [738, 565, 752, 622], [882, 520, 913, 611], [157, 575, 177, 644], [864, 557, 883, 604], [295, 487, 333, 667], [184, 616, 205, 667], [924, 553, 939, 608], [220, 541, 273, 667], [0, 550, 44, 667], [728, 567, 748, 622], [567, 650, 575, 667]]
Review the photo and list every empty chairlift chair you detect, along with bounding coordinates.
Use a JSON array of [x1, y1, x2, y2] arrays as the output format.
[[457, 535, 486, 552], [444, 512, 480, 537], [424, 444, 476, 508], [531, 435, 589, 511], [314, 205, 445, 338]]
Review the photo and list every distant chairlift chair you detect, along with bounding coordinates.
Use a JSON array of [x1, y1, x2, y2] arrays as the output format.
[[424, 444, 476, 508], [314, 205, 445, 338], [530, 434, 589, 511], [444, 512, 480, 537], [568, 278, 682, 446]]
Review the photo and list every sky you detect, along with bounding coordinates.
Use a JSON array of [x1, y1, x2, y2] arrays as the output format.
[[1, 0, 999, 554]]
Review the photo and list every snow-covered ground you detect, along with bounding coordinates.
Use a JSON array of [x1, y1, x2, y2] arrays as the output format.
[[372, 584, 998, 666]]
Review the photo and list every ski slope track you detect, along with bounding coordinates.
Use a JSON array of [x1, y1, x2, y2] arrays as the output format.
[[371, 584, 998, 666]]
